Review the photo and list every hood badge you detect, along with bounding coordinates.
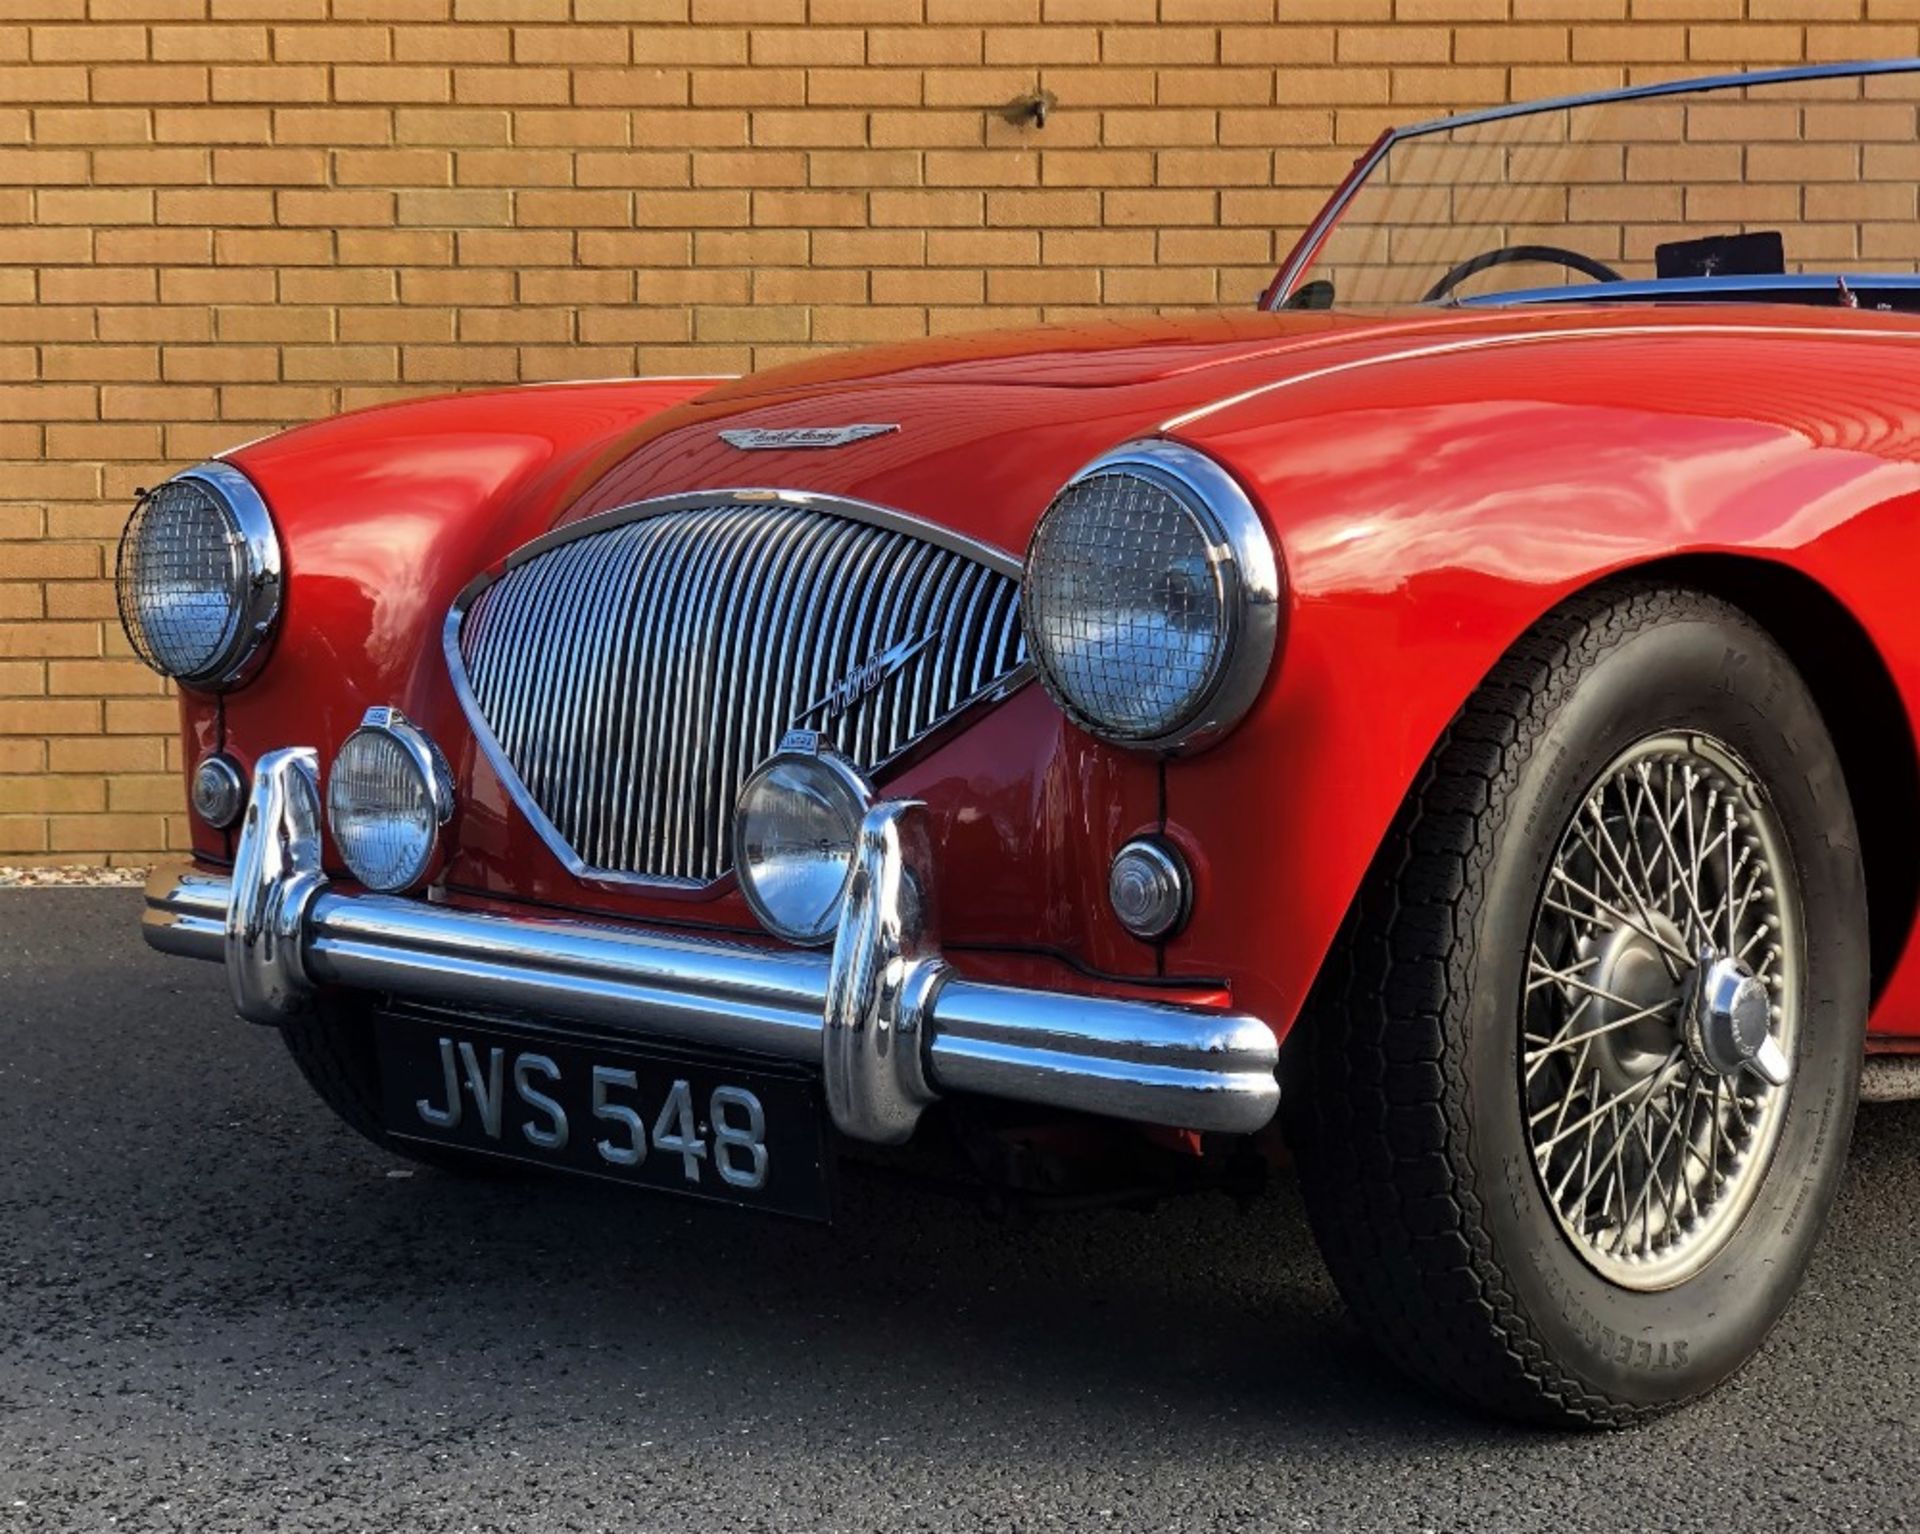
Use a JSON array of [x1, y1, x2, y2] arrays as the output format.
[[719, 423, 899, 451], [794, 633, 939, 728]]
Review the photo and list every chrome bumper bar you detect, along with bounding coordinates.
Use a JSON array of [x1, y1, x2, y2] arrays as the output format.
[[143, 749, 1280, 1145]]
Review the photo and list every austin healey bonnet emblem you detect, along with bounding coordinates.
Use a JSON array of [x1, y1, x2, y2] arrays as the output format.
[[718, 423, 899, 450]]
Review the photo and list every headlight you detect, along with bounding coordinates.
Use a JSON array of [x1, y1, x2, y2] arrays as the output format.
[[1021, 440, 1280, 753], [734, 741, 873, 946], [326, 708, 454, 893], [115, 461, 281, 690]]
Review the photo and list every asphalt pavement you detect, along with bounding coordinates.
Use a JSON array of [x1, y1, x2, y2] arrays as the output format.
[[5, 887, 1920, 1533]]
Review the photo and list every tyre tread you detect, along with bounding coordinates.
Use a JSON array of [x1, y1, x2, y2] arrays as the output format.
[[1288, 584, 1750, 1426]]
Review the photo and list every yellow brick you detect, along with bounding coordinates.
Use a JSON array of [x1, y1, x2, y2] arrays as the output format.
[[336, 65, 451, 102], [108, 774, 189, 813], [278, 27, 398, 63], [393, 107, 513, 144], [513, 25, 630, 63], [573, 65, 688, 104], [155, 106, 274, 141], [213, 146, 328, 183], [0, 818, 51, 854], [453, 65, 570, 104], [93, 63, 212, 101], [93, 147, 211, 184], [48, 737, 164, 774], [49, 813, 166, 852], [29, 25, 147, 62], [0, 661, 45, 699], [275, 108, 394, 145], [157, 187, 276, 225], [32, 187, 148, 227], [0, 740, 47, 774], [48, 659, 160, 696], [154, 25, 270, 61], [33, 107, 150, 142], [0, 66, 86, 108]]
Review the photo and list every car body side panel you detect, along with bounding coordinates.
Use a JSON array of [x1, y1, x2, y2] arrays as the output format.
[[1166, 321, 1920, 1041]]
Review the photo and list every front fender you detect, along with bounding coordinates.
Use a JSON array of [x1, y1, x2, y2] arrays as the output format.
[[193, 378, 725, 860], [1163, 323, 1920, 1039]]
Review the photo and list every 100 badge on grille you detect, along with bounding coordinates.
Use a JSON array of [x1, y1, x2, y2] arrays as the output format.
[[376, 1010, 831, 1219]]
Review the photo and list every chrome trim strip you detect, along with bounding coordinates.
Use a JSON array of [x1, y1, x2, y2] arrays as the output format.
[[141, 763, 1280, 1141], [1265, 58, 1920, 308], [444, 487, 1031, 891], [471, 487, 1023, 588], [1162, 321, 1920, 433], [1456, 273, 1920, 309]]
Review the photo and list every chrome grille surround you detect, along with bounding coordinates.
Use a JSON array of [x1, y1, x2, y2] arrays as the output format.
[[445, 489, 1030, 889]]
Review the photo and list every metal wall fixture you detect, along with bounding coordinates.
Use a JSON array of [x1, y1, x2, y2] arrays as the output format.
[[446, 490, 1030, 889]]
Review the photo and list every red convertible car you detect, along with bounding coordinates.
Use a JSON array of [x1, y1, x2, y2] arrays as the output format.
[[129, 61, 1920, 1423]]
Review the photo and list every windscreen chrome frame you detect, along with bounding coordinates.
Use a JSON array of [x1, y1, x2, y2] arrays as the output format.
[[442, 487, 1034, 895], [1264, 57, 1920, 310]]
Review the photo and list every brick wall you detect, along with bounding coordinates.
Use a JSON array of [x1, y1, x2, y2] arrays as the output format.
[[0, 7, 1911, 865]]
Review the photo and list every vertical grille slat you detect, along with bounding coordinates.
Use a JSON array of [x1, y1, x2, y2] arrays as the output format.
[[455, 499, 1029, 885]]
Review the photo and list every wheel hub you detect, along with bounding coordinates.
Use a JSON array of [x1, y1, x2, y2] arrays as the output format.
[[1580, 916, 1688, 1096], [1522, 733, 1799, 1291]]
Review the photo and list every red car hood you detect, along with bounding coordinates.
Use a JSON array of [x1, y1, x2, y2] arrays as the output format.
[[554, 308, 1483, 557]]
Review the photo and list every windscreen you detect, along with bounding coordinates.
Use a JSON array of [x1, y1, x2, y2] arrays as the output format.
[[1285, 67, 1920, 308]]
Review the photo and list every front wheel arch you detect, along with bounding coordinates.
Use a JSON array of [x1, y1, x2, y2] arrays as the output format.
[[1567, 554, 1918, 1008], [1283, 578, 1868, 1423]]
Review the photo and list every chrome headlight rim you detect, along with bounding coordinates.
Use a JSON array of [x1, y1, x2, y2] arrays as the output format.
[[325, 706, 455, 894], [733, 739, 875, 948], [1021, 438, 1281, 755], [115, 459, 282, 692]]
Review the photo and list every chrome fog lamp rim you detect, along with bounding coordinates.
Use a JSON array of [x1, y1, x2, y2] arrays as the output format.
[[115, 460, 282, 691], [1109, 836, 1191, 941], [326, 706, 455, 893], [191, 753, 246, 829], [733, 739, 874, 947], [1022, 438, 1282, 755]]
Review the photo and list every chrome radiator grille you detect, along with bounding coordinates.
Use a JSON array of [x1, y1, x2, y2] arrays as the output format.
[[452, 498, 1028, 885]]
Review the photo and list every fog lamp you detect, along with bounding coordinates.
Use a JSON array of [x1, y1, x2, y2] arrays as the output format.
[[734, 739, 873, 946], [326, 707, 454, 893]]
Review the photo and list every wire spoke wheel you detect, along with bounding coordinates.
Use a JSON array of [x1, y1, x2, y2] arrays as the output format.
[[1522, 732, 1801, 1291]]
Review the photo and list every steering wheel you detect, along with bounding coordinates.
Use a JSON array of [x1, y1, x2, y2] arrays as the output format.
[[1423, 244, 1625, 304]]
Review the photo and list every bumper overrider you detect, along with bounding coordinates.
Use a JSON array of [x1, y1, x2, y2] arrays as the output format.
[[143, 750, 1281, 1146]]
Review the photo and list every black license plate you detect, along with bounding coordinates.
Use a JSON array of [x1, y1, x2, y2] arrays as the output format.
[[375, 1011, 831, 1221]]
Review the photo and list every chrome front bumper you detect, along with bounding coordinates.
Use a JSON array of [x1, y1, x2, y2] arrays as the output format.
[[143, 749, 1280, 1146]]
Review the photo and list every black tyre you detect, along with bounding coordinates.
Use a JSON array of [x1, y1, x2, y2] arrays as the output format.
[[279, 995, 508, 1176], [1286, 583, 1866, 1425]]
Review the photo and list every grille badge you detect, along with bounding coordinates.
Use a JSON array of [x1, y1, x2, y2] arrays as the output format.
[[794, 632, 939, 729], [719, 424, 899, 451]]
